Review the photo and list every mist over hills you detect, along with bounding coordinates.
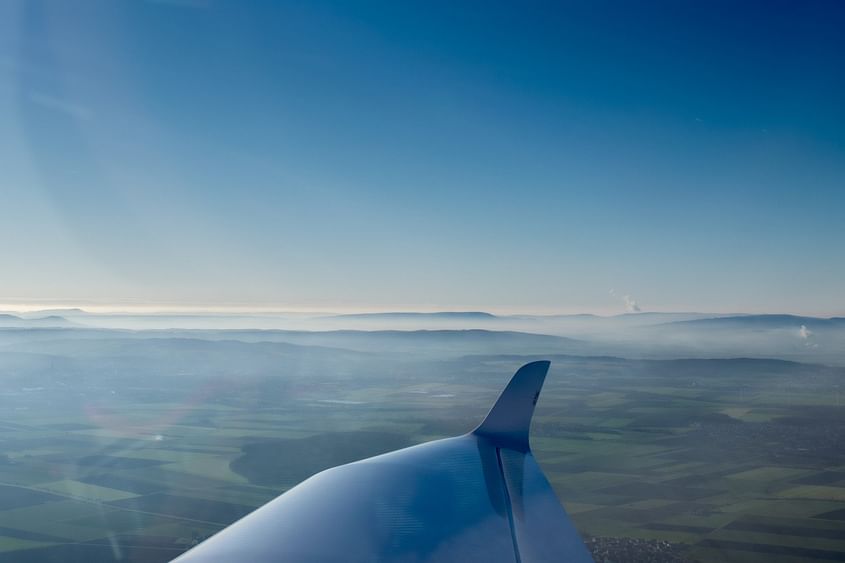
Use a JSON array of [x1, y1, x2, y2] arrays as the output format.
[[0, 328, 580, 359], [326, 311, 498, 320], [5, 309, 749, 334], [206, 329, 578, 355], [3, 327, 842, 396], [665, 314, 845, 329], [326, 310, 730, 326], [2, 309, 842, 365], [17, 308, 88, 317], [0, 314, 76, 328]]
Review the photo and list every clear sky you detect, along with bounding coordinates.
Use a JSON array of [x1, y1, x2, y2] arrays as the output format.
[[1, 1, 843, 315]]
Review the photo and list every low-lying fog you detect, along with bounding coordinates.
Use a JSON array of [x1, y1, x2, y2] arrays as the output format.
[[4, 309, 844, 365]]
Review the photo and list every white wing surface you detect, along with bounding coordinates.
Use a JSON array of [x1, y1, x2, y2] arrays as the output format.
[[173, 361, 594, 562]]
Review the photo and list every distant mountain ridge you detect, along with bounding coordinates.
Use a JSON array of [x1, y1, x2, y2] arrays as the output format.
[[326, 311, 498, 320], [0, 314, 76, 328], [664, 314, 845, 329], [23, 308, 88, 316]]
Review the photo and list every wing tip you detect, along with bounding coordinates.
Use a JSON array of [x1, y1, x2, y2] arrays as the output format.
[[471, 360, 551, 451]]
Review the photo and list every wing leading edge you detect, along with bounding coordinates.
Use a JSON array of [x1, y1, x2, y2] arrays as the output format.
[[173, 361, 593, 562]]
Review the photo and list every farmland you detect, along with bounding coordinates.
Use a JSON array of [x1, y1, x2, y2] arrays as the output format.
[[0, 327, 844, 561]]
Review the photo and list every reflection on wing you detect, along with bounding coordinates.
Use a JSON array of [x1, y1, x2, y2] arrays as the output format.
[[173, 361, 593, 562]]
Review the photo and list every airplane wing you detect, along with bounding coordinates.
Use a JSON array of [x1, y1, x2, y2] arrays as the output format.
[[173, 361, 594, 562]]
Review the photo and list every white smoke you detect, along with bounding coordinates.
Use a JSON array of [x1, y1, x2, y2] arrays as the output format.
[[799, 325, 819, 348], [609, 289, 642, 313], [624, 295, 641, 313]]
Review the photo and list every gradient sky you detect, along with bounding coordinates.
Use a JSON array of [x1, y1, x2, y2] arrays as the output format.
[[1, 1, 843, 314]]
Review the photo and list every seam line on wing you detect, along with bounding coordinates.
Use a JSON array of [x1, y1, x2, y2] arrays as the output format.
[[496, 447, 522, 563]]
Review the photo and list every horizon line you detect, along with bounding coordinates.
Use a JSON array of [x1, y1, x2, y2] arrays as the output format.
[[0, 302, 842, 319]]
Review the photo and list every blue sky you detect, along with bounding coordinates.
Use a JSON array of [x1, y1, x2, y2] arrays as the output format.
[[1, 0, 843, 314]]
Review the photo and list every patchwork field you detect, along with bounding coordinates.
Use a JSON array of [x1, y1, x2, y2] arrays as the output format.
[[0, 334, 844, 561]]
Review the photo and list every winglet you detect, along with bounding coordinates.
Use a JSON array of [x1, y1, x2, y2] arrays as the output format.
[[471, 361, 550, 452]]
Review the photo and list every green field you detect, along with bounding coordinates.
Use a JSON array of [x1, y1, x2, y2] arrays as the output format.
[[0, 332, 844, 562]]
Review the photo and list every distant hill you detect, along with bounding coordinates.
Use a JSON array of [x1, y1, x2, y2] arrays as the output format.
[[0, 314, 77, 328], [0, 327, 580, 358], [326, 311, 499, 321], [472, 353, 845, 381], [328, 311, 725, 323], [664, 314, 845, 329], [159, 328, 581, 357], [24, 308, 89, 317]]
